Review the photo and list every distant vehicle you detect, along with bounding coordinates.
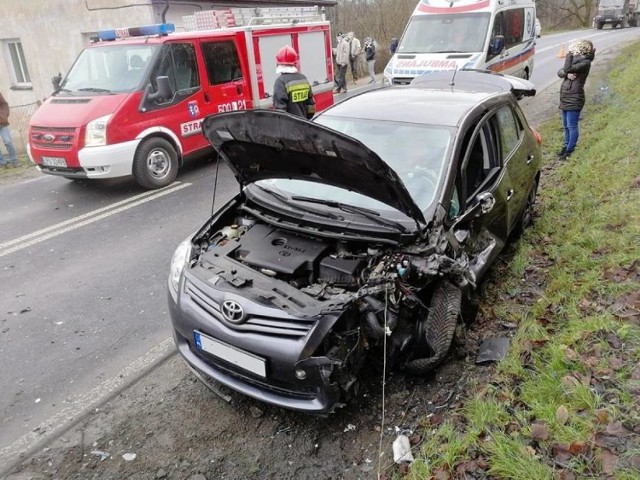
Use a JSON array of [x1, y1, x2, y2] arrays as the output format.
[[594, 0, 639, 28], [384, 0, 537, 85], [535, 17, 542, 37], [28, 9, 334, 189], [168, 70, 542, 414]]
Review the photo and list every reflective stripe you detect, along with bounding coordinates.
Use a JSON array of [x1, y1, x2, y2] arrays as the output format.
[[286, 81, 311, 103]]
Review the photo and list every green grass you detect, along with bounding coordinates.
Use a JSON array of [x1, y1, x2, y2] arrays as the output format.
[[408, 42, 640, 479]]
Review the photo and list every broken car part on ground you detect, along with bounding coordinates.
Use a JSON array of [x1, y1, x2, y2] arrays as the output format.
[[168, 70, 542, 414]]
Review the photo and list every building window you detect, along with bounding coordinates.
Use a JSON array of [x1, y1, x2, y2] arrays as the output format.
[[4, 39, 31, 86]]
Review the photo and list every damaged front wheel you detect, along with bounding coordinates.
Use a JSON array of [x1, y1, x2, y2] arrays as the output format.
[[404, 281, 462, 375]]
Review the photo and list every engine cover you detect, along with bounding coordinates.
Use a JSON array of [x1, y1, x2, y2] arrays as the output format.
[[234, 224, 329, 276]]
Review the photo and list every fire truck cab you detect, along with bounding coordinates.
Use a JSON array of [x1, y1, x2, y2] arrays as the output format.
[[28, 10, 334, 189]]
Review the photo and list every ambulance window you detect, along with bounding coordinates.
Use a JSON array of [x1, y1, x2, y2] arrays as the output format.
[[488, 12, 505, 60], [201, 41, 243, 86], [505, 9, 525, 48]]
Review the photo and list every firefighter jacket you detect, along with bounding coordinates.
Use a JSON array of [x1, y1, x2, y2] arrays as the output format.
[[273, 72, 316, 119]]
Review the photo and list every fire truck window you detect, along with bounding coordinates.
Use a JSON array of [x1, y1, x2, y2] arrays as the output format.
[[201, 41, 243, 86], [150, 43, 199, 94]]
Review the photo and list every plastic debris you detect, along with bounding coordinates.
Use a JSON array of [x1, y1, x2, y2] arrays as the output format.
[[90, 450, 110, 461], [343, 423, 356, 432], [393, 435, 414, 464], [122, 453, 137, 461], [476, 337, 510, 364]]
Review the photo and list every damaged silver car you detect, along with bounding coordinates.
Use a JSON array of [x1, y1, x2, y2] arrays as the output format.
[[168, 70, 542, 414]]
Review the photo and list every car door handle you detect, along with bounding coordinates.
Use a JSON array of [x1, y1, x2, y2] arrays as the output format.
[[506, 189, 514, 201], [527, 154, 534, 165], [204, 92, 211, 103], [236, 85, 243, 95]]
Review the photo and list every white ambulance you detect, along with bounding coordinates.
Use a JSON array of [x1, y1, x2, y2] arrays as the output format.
[[384, 0, 536, 85]]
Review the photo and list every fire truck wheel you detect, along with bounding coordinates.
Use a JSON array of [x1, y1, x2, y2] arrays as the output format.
[[133, 137, 178, 189]]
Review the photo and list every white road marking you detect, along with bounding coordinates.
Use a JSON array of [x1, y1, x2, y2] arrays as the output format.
[[0, 338, 175, 470], [0, 182, 191, 258]]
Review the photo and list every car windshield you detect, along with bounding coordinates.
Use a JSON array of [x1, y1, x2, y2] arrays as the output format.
[[399, 13, 490, 54], [254, 116, 452, 217], [60, 44, 159, 94]]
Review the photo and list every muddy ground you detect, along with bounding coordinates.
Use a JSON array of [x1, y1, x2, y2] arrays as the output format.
[[2, 56, 608, 480]]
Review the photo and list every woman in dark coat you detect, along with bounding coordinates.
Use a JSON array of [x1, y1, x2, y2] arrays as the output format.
[[557, 39, 595, 160]]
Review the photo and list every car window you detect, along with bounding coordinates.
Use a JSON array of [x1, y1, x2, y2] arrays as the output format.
[[201, 40, 243, 85], [311, 116, 453, 212], [495, 105, 522, 159], [460, 119, 500, 209]]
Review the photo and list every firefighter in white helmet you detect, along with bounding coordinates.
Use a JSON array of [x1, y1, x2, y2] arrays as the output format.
[[272, 45, 316, 119]]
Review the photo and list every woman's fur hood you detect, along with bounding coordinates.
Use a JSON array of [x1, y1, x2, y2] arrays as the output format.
[[568, 40, 594, 57]]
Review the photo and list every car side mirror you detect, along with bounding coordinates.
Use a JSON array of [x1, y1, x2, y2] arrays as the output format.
[[51, 73, 62, 92], [492, 35, 505, 54], [447, 192, 495, 250], [147, 76, 173, 103]]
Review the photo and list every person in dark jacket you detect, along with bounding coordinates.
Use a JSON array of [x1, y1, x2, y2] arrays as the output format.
[[364, 37, 376, 84], [272, 45, 315, 119], [556, 39, 595, 160]]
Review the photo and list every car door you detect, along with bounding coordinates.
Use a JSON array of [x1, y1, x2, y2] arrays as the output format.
[[139, 41, 206, 155], [494, 103, 531, 231], [448, 111, 512, 279], [199, 39, 251, 116]]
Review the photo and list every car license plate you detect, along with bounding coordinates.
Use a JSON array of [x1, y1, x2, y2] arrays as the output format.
[[194, 331, 266, 377], [41, 156, 67, 167]]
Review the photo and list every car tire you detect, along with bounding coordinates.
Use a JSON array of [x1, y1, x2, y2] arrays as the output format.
[[133, 137, 178, 189], [512, 179, 538, 238], [404, 281, 461, 375], [596, 22, 604, 29]]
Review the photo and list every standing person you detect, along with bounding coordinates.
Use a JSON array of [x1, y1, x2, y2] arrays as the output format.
[[347, 32, 362, 85], [364, 37, 376, 84], [557, 39, 595, 160], [389, 37, 399, 54], [334, 33, 350, 94], [0, 91, 18, 168], [272, 45, 315, 119]]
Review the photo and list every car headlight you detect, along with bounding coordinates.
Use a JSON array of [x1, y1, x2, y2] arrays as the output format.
[[85, 114, 112, 147], [169, 238, 192, 301]]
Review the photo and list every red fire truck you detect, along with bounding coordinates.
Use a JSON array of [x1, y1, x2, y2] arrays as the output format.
[[28, 10, 334, 189]]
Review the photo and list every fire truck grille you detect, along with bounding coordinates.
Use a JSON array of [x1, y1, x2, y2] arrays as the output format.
[[31, 127, 76, 150]]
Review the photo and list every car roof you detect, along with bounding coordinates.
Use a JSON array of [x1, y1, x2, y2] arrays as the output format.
[[320, 86, 503, 127], [320, 70, 528, 127]]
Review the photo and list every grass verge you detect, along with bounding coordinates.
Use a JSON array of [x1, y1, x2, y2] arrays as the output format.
[[405, 43, 640, 479]]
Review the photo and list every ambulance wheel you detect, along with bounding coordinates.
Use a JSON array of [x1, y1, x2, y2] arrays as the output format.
[[133, 137, 178, 189]]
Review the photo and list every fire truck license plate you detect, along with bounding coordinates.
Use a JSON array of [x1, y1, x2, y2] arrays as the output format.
[[42, 157, 67, 167]]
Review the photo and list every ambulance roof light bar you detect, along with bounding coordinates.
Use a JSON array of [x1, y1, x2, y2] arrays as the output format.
[[97, 23, 175, 41]]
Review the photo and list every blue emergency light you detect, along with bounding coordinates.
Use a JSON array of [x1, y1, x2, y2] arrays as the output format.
[[97, 23, 175, 41]]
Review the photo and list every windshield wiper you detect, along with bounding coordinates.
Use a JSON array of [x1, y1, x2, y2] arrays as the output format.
[[254, 186, 340, 219], [77, 87, 113, 94], [290, 196, 408, 233]]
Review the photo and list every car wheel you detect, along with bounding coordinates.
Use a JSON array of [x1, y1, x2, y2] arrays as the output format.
[[513, 179, 538, 237], [133, 137, 178, 189], [404, 281, 461, 375], [596, 22, 604, 29]]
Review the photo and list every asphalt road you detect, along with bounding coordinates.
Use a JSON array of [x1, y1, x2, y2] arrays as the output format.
[[1, 25, 639, 469]]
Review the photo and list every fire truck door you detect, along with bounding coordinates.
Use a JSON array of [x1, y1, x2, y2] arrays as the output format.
[[199, 39, 251, 115]]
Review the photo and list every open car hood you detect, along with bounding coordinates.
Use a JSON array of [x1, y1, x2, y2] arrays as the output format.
[[202, 110, 427, 225], [411, 69, 537, 97]]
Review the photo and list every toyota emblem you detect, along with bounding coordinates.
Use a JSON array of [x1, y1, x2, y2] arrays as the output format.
[[221, 300, 244, 323], [43, 134, 55, 142]]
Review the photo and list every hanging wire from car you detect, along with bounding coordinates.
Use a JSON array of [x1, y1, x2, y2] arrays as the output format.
[[211, 151, 221, 216], [377, 283, 390, 479]]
